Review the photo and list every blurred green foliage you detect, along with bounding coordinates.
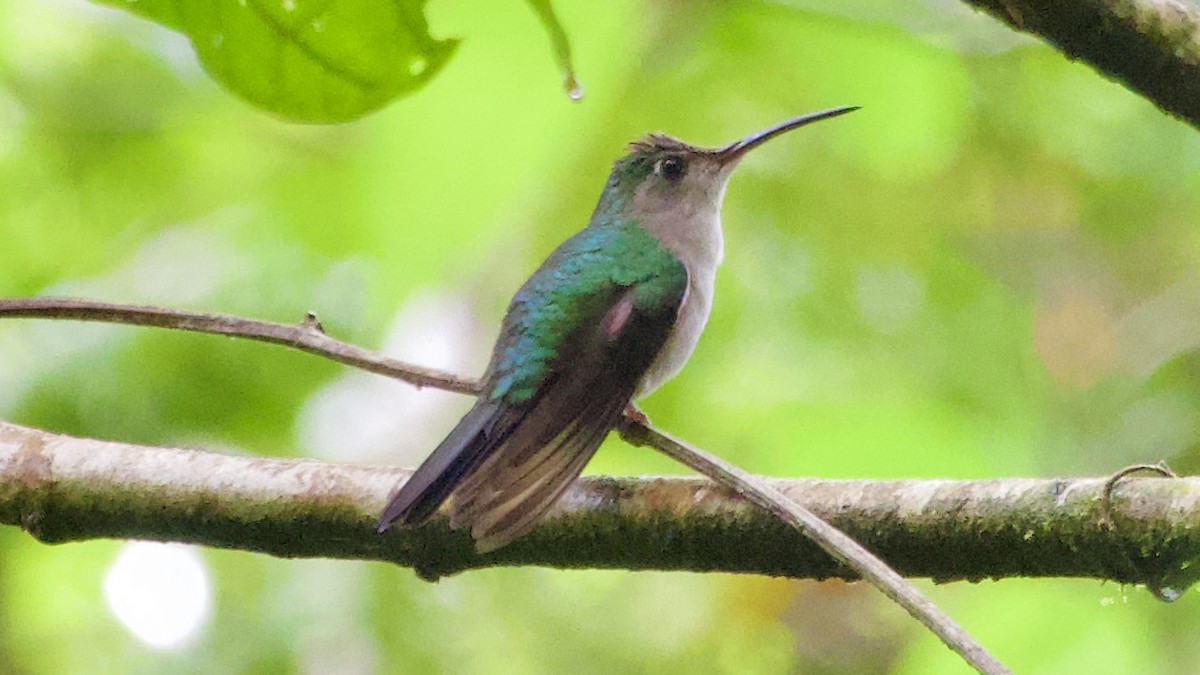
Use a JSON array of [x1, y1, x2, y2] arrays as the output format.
[[2, 0, 1200, 672]]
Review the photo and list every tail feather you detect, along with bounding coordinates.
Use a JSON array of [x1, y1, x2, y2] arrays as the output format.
[[377, 400, 510, 532], [448, 373, 634, 552], [465, 404, 622, 553]]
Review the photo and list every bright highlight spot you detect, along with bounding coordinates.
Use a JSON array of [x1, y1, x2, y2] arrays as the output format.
[[855, 264, 924, 334], [298, 289, 479, 463], [104, 542, 212, 649]]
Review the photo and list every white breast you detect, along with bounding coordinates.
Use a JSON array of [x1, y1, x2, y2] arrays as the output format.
[[635, 209, 724, 398]]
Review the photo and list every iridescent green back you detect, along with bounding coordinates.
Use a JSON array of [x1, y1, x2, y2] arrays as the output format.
[[486, 220, 687, 403]]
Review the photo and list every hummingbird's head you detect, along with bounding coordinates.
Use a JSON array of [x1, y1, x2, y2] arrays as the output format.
[[608, 134, 733, 227], [594, 107, 859, 236]]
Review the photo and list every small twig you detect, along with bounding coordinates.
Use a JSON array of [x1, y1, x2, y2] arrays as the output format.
[[1100, 461, 1178, 528], [301, 311, 326, 333], [1098, 461, 1186, 603], [0, 296, 1007, 674]]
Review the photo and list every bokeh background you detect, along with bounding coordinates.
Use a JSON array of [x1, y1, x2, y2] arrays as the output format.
[[3, 0, 1200, 672]]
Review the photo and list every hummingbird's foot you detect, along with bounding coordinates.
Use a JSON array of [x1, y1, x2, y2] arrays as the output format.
[[623, 403, 651, 427]]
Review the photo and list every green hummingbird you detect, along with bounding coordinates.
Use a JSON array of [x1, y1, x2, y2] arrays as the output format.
[[378, 107, 858, 552]]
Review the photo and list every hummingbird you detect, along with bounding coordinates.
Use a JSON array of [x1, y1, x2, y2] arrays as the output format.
[[378, 106, 858, 553]]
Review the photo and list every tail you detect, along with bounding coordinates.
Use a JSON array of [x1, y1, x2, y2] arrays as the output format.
[[377, 400, 507, 532], [375, 372, 631, 553]]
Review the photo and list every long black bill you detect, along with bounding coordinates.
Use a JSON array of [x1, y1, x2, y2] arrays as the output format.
[[717, 106, 859, 166]]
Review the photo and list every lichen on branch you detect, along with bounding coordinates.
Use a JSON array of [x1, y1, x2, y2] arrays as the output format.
[[3, 420, 1197, 596]]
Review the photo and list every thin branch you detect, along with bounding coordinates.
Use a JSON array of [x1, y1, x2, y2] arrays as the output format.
[[964, 0, 1200, 128], [0, 297, 1004, 672], [0, 297, 478, 395], [617, 421, 1008, 673]]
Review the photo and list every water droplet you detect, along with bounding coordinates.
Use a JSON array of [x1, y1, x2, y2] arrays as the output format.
[[564, 74, 583, 102], [1150, 585, 1187, 603], [408, 59, 426, 77], [281, 0, 296, 12], [311, 19, 324, 32]]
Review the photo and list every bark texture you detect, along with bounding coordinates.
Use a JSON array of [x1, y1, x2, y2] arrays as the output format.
[[3, 420, 1197, 592]]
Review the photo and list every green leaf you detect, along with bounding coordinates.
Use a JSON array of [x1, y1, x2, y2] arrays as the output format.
[[95, 0, 458, 122]]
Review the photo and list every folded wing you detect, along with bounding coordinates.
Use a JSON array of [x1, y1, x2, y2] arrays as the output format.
[[378, 266, 686, 551]]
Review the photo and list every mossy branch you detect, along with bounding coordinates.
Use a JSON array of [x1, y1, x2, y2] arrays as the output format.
[[2, 420, 1196, 597]]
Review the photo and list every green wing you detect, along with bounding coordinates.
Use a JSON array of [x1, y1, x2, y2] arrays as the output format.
[[487, 221, 689, 403]]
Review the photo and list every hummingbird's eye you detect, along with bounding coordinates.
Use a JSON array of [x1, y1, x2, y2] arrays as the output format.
[[656, 156, 687, 182]]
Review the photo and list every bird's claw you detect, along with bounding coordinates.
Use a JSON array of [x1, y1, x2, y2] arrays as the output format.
[[623, 403, 650, 427]]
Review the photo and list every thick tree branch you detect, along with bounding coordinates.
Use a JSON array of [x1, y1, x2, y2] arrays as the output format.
[[964, 0, 1200, 128], [2, 420, 1197, 596], [0, 298, 1019, 671]]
